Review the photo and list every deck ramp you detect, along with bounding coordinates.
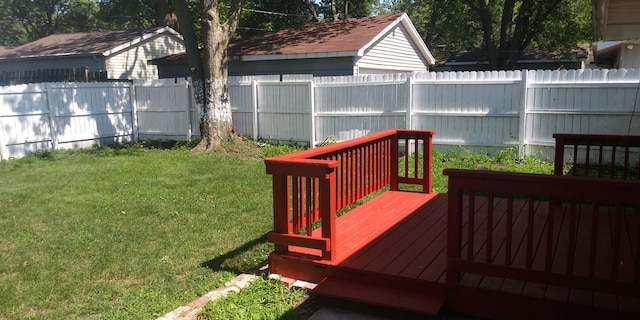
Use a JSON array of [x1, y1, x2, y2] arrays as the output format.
[[312, 276, 446, 316]]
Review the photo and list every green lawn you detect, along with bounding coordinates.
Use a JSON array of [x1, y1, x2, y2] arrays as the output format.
[[0, 140, 298, 319], [0, 140, 554, 320]]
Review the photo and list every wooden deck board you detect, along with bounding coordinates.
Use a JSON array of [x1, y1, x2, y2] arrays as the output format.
[[272, 192, 639, 318]]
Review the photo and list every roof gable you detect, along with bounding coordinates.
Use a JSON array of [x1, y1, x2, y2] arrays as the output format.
[[229, 13, 434, 64], [1, 26, 181, 59]]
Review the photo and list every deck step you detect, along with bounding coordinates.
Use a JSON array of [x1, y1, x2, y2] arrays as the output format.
[[311, 276, 446, 316]]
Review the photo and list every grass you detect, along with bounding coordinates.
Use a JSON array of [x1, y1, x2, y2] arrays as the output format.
[[199, 275, 306, 320], [0, 138, 302, 319], [0, 138, 554, 320]]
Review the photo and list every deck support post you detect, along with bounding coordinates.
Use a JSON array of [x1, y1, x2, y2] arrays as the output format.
[[319, 169, 337, 260]]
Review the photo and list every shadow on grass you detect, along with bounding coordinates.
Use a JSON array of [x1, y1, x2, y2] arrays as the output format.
[[199, 234, 269, 274]]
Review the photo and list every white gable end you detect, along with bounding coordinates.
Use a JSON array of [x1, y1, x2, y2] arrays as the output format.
[[355, 24, 429, 74], [105, 33, 185, 80]]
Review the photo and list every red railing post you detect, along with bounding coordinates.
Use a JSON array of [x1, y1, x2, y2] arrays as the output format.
[[272, 174, 290, 254], [446, 177, 462, 287], [424, 131, 433, 193], [390, 133, 399, 191], [553, 134, 565, 175], [319, 169, 337, 260]]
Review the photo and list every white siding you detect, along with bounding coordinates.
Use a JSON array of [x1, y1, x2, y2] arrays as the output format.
[[106, 33, 185, 80], [619, 42, 640, 68], [356, 25, 429, 74]]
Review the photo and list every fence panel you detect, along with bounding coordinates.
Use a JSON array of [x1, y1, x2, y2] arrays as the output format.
[[135, 79, 193, 140], [48, 82, 134, 149], [255, 81, 311, 144], [0, 84, 51, 159], [524, 69, 640, 160], [313, 74, 408, 145], [229, 80, 255, 139], [411, 71, 523, 153]]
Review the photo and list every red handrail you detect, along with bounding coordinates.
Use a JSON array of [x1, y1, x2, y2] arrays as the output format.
[[265, 129, 435, 261], [445, 169, 640, 296], [553, 133, 640, 180]]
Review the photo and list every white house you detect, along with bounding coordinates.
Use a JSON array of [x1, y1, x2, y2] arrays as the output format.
[[592, 0, 640, 68], [152, 13, 436, 78], [0, 27, 185, 81]]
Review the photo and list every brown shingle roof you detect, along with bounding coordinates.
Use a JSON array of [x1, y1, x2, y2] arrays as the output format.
[[228, 13, 406, 56], [1, 27, 167, 58]]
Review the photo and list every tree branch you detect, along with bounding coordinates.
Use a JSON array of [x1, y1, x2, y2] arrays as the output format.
[[224, 0, 245, 37], [302, 0, 320, 22]]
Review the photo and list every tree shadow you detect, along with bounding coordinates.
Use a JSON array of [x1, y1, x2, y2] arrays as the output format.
[[199, 233, 269, 274]]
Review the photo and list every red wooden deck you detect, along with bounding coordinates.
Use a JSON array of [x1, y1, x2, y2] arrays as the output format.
[[265, 130, 640, 319], [270, 190, 640, 319]]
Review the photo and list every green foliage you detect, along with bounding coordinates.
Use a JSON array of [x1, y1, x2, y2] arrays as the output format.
[[534, 0, 596, 49], [391, 0, 481, 60], [256, 139, 306, 158], [390, 0, 595, 63], [236, 1, 314, 39], [199, 276, 306, 320], [4, 0, 101, 44], [429, 147, 554, 192], [96, 0, 158, 30]]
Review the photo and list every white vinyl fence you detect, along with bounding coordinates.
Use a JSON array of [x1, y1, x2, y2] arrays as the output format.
[[1, 70, 639, 160]]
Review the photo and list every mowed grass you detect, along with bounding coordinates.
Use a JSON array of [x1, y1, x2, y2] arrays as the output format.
[[0, 140, 299, 319], [0, 139, 555, 320]]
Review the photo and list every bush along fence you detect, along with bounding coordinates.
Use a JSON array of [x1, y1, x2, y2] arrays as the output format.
[[1, 69, 639, 160]]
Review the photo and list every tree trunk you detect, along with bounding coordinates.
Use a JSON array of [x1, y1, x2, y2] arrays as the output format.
[[190, 0, 243, 151], [194, 26, 234, 151]]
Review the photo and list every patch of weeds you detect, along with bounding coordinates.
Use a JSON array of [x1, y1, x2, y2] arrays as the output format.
[[199, 275, 307, 320], [257, 139, 306, 158]]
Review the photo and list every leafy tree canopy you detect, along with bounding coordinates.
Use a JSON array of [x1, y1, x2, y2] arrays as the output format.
[[390, 0, 595, 68]]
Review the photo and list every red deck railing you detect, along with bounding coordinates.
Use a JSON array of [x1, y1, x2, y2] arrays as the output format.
[[265, 129, 435, 261], [553, 133, 640, 180], [445, 169, 640, 296]]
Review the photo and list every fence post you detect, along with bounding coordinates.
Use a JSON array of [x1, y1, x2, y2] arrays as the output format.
[[252, 79, 258, 140], [130, 81, 139, 142], [518, 71, 528, 159], [184, 79, 193, 141], [309, 80, 315, 148], [45, 84, 59, 151], [0, 101, 7, 160], [406, 75, 413, 130]]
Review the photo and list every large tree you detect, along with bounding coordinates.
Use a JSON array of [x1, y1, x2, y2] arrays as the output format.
[[3, 0, 100, 45], [173, 0, 244, 151], [393, 0, 595, 68], [464, 0, 564, 69]]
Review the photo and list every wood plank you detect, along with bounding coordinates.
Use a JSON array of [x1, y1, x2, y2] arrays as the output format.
[[370, 198, 447, 278], [334, 192, 438, 261], [312, 276, 446, 316], [340, 194, 447, 273], [498, 198, 532, 295]]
